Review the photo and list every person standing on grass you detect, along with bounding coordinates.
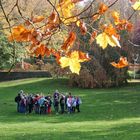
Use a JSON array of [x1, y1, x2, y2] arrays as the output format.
[[72, 96, 76, 113], [34, 94, 41, 114], [53, 90, 60, 114], [19, 94, 27, 113], [15, 90, 23, 112], [27, 94, 34, 114], [60, 94, 65, 114], [65, 93, 68, 111], [46, 96, 52, 114], [67, 94, 72, 114], [76, 96, 82, 112]]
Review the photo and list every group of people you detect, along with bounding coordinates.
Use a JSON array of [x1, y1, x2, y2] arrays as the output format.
[[15, 90, 82, 115]]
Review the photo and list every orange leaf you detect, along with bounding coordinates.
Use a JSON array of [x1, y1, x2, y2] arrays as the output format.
[[104, 24, 118, 37], [92, 14, 100, 21], [34, 44, 46, 57], [32, 16, 45, 23], [89, 31, 97, 44], [45, 47, 51, 57], [48, 11, 59, 24], [51, 49, 61, 64], [8, 25, 31, 42], [61, 32, 76, 51], [79, 21, 87, 35], [125, 22, 133, 32], [72, 0, 82, 3], [78, 51, 90, 61], [110, 57, 128, 68], [99, 3, 108, 14]]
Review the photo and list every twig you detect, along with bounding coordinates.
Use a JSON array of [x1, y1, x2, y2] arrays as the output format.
[[0, 0, 16, 73]]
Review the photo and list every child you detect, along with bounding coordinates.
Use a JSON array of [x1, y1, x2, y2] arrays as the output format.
[[67, 95, 72, 114], [60, 94, 65, 114], [72, 96, 76, 113], [53, 90, 59, 114], [76, 96, 82, 112]]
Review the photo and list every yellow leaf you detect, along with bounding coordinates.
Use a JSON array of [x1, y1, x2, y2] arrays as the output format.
[[96, 32, 121, 49], [57, 0, 77, 25], [59, 57, 69, 68], [132, 1, 140, 10], [59, 51, 90, 74]]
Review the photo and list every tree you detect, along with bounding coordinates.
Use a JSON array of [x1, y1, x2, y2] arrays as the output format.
[[0, 0, 139, 86]]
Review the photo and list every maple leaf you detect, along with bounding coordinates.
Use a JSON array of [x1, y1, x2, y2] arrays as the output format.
[[57, 0, 78, 24], [8, 25, 31, 42], [111, 57, 128, 68], [61, 32, 76, 51], [89, 31, 97, 44], [92, 14, 101, 22], [48, 12, 58, 24], [111, 11, 120, 25], [59, 51, 90, 74], [32, 16, 45, 23], [98, 3, 108, 14], [111, 11, 133, 32], [51, 49, 61, 64], [96, 32, 121, 49], [79, 21, 87, 35], [34, 44, 50, 57], [34, 44, 46, 57], [132, 1, 140, 10]]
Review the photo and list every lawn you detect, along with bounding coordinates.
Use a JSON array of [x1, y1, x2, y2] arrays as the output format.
[[0, 78, 140, 140]]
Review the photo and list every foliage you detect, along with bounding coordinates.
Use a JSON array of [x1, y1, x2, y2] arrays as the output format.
[[0, 0, 139, 74], [0, 31, 13, 69]]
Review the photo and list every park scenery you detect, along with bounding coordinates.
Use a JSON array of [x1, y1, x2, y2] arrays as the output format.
[[0, 0, 140, 140]]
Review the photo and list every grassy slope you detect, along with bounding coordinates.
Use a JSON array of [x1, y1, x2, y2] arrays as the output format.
[[0, 78, 140, 140]]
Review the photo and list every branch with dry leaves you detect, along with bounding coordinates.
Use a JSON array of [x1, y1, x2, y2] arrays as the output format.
[[0, 0, 139, 74]]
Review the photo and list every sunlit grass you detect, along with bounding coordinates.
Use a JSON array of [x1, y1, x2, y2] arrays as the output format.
[[0, 78, 140, 140]]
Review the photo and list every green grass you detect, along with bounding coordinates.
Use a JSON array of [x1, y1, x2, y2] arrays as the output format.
[[0, 78, 140, 140]]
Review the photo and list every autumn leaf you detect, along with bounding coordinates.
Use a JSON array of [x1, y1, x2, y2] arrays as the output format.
[[92, 14, 101, 22], [34, 44, 46, 57], [8, 25, 31, 42], [111, 57, 128, 68], [32, 16, 45, 23], [47, 11, 59, 24], [61, 32, 76, 51], [89, 31, 97, 44], [111, 11, 133, 32], [96, 32, 121, 49], [111, 11, 120, 25], [132, 1, 140, 10], [98, 3, 108, 14], [78, 51, 91, 62], [59, 51, 90, 74], [57, 0, 77, 24], [79, 21, 87, 35], [51, 49, 61, 64]]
